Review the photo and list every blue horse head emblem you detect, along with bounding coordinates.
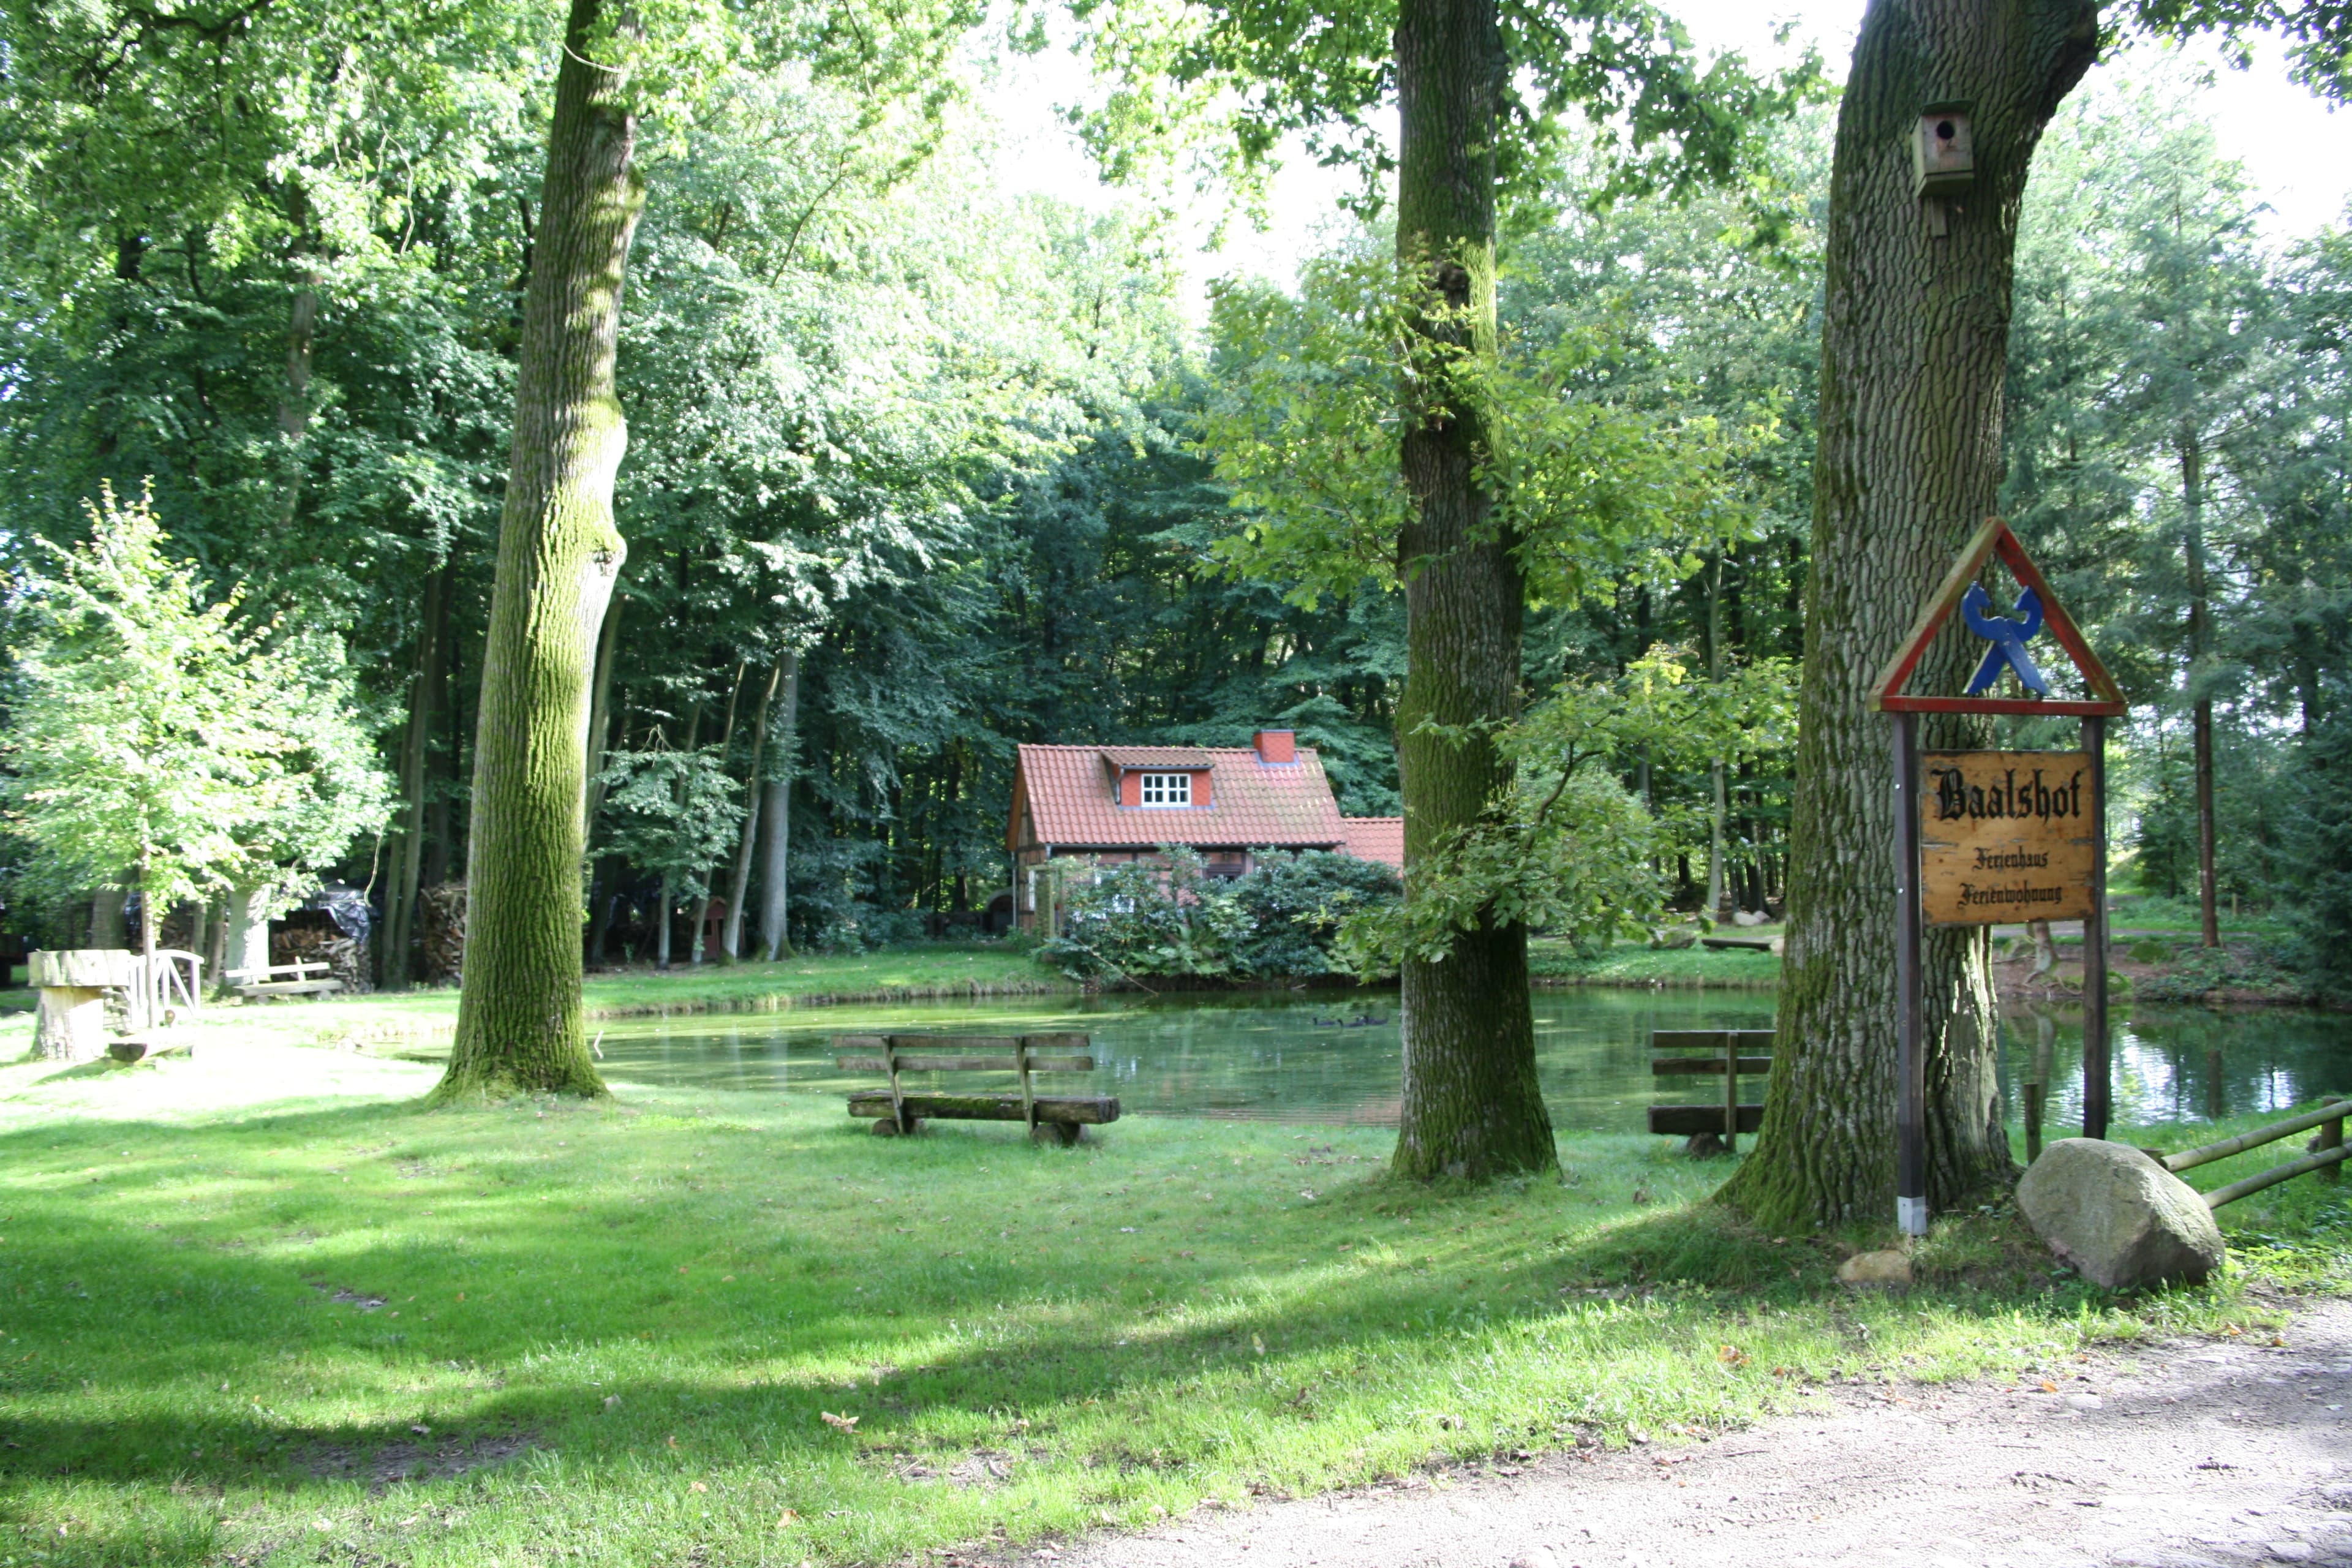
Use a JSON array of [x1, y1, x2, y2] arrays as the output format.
[[1961, 583, 2049, 696]]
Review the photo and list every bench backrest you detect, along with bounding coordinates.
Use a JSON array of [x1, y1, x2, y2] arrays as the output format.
[[1651, 1028, 1774, 1150], [832, 1033, 1095, 1133]]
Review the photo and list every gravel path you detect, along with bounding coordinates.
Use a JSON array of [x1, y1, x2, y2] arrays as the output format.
[[1049, 1296, 2352, 1568]]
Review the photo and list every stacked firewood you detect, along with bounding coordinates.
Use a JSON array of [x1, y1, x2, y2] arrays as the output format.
[[418, 883, 467, 983], [272, 920, 367, 993]]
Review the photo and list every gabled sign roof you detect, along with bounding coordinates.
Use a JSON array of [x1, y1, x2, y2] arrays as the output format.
[[1870, 516, 2128, 717]]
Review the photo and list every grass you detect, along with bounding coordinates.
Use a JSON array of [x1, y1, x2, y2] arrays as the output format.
[[4, 1020, 2335, 1568], [28, 944, 1082, 1048], [1528, 937, 1780, 988]]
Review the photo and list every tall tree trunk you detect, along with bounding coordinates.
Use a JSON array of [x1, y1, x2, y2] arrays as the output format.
[[434, 0, 643, 1102], [1722, 0, 2097, 1228], [227, 884, 273, 981], [383, 562, 451, 990], [135, 855, 159, 1031], [1706, 553, 1732, 921], [204, 895, 229, 997], [1387, 0, 1555, 1183], [276, 257, 321, 526], [89, 888, 128, 949], [690, 662, 747, 963], [2180, 427, 2220, 948], [723, 659, 786, 960], [425, 614, 461, 889], [583, 587, 626, 834], [656, 871, 675, 968], [758, 653, 802, 962]]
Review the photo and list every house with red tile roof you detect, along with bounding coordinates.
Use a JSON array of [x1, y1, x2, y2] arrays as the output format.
[[1005, 731, 1403, 930]]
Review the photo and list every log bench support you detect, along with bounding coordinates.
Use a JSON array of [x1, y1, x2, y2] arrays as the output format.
[[835, 1033, 1119, 1145], [1648, 1029, 1776, 1153]]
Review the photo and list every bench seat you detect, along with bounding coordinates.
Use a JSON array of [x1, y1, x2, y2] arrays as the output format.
[[1648, 1104, 1764, 1136], [236, 979, 344, 997], [846, 1091, 1120, 1126]]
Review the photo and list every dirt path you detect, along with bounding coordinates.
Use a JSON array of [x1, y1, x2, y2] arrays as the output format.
[[1050, 1297, 2352, 1568]]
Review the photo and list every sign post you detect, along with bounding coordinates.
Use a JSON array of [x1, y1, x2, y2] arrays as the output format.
[[1871, 518, 2129, 1236]]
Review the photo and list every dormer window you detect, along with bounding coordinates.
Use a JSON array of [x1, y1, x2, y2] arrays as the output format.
[[1138, 772, 1192, 808]]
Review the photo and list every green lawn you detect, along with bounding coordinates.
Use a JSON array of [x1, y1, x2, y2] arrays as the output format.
[[1529, 936, 1781, 988], [4, 1020, 2335, 1568], [29, 944, 1081, 1047]]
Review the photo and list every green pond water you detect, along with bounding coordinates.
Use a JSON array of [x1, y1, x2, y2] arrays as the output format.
[[589, 989, 2352, 1136]]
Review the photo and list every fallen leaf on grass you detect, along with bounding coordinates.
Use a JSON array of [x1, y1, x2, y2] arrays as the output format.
[[1717, 1345, 1747, 1366], [690, 1482, 707, 1494], [776, 1510, 800, 1527], [821, 1411, 860, 1433]]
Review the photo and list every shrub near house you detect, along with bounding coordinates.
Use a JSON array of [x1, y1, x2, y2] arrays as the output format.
[[1038, 846, 1400, 981]]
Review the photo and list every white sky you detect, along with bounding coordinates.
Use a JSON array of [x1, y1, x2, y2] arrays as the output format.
[[979, 1, 2348, 309]]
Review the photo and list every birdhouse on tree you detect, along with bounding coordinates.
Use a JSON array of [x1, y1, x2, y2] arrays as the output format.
[[1913, 102, 1975, 198]]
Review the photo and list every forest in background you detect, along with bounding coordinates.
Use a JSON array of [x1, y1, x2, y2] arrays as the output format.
[[0, 23, 2345, 984]]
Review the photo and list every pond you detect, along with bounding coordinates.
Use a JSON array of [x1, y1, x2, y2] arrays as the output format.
[[589, 988, 2352, 1137]]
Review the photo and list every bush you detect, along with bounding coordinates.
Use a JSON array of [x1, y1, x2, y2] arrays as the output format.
[[1227, 850, 1401, 977], [1038, 849, 1248, 979]]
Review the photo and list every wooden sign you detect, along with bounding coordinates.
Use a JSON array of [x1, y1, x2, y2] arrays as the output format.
[[1918, 750, 2097, 925]]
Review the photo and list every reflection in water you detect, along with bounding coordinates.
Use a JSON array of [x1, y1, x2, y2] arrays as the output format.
[[590, 990, 1776, 1132], [1999, 1004, 2352, 1130], [579, 989, 2352, 1134]]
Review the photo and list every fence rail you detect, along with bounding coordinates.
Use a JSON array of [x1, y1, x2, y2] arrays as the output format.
[[2162, 1097, 2349, 1209]]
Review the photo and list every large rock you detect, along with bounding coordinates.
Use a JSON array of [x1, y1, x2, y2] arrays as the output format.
[[2016, 1138, 2225, 1290]]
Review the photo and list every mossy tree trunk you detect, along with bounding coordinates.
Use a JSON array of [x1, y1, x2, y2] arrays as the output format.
[[1722, 0, 2097, 1227], [434, 0, 643, 1101], [382, 562, 450, 990], [1387, 0, 1555, 1183]]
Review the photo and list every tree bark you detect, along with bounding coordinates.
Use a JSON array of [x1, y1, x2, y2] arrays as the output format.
[[582, 586, 626, 835], [2180, 427, 2220, 948], [722, 659, 786, 960], [227, 883, 273, 981], [758, 653, 802, 961], [89, 888, 128, 949], [1387, 0, 1556, 1183], [1721, 0, 2097, 1229], [1706, 553, 1732, 921], [689, 662, 747, 963], [383, 562, 451, 989], [434, 0, 643, 1102]]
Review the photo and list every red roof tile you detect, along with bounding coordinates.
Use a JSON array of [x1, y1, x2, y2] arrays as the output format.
[[1012, 744, 1351, 851], [1097, 746, 1220, 768], [1339, 816, 1404, 869]]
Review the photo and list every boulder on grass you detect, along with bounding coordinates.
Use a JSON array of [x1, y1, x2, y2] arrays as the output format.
[[2016, 1138, 2225, 1291]]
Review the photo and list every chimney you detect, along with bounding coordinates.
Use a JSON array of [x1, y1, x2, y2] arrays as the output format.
[[1253, 729, 1296, 765]]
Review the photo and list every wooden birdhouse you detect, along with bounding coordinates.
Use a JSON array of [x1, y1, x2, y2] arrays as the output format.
[[1912, 102, 1975, 199]]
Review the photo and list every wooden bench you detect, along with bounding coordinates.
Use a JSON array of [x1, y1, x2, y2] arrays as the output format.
[[1648, 1029, 1774, 1151], [225, 960, 344, 998], [834, 1033, 1120, 1145]]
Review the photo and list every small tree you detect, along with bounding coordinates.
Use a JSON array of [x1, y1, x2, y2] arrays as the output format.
[[1, 486, 387, 1033], [1038, 850, 1251, 981], [1229, 851, 1401, 978], [594, 746, 744, 968], [1338, 647, 1794, 974]]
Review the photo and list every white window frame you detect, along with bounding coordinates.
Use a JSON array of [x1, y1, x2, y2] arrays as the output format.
[[1137, 772, 1193, 809]]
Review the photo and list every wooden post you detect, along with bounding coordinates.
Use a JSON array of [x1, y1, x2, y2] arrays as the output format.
[[1722, 1030, 1739, 1154], [884, 1036, 907, 1134], [1893, 710, 1928, 1236], [2082, 714, 2111, 1141], [1017, 1036, 1037, 1137], [2320, 1101, 2345, 1186]]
